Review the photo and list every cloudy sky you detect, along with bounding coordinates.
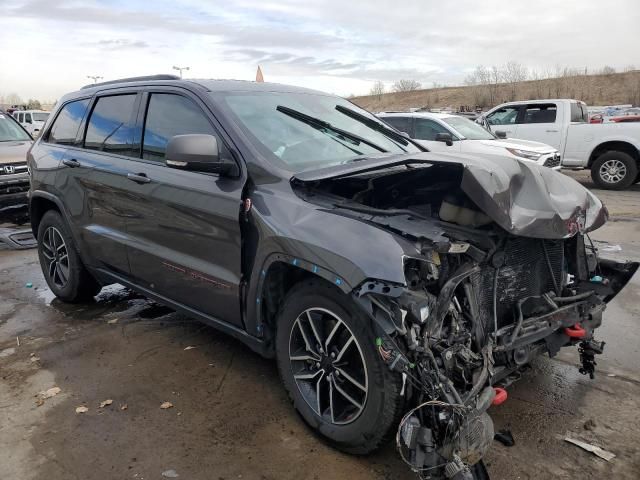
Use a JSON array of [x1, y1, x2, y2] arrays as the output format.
[[1, 0, 638, 101]]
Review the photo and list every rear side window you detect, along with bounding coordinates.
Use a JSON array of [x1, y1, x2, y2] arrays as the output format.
[[142, 93, 216, 161], [523, 104, 557, 124], [84, 94, 137, 155], [382, 116, 411, 134], [47, 99, 90, 145], [571, 103, 588, 123], [414, 118, 451, 141], [25, 113, 32, 123]]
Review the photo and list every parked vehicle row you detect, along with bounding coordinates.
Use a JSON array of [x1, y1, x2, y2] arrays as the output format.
[[26, 75, 638, 480], [378, 111, 561, 169], [477, 99, 640, 190]]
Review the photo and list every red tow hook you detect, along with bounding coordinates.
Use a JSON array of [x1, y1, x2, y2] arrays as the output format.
[[564, 323, 587, 339], [492, 387, 508, 406]]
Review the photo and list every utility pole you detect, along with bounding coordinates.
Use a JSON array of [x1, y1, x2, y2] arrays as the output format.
[[87, 75, 103, 84], [172, 66, 190, 78]]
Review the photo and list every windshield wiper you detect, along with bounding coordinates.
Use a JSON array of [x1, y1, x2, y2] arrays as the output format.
[[276, 105, 388, 153], [334, 105, 412, 148]]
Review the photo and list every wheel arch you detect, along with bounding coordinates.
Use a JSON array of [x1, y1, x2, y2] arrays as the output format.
[[29, 191, 66, 239], [253, 254, 353, 351], [588, 140, 640, 167]]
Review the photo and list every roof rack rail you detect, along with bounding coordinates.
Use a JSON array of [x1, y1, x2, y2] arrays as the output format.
[[81, 74, 180, 90]]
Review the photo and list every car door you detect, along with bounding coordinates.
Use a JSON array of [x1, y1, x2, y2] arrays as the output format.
[[413, 118, 462, 152], [124, 89, 244, 327], [485, 105, 521, 138], [72, 91, 142, 275], [515, 103, 562, 150]]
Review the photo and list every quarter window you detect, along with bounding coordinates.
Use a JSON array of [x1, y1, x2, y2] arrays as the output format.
[[142, 93, 217, 161], [414, 119, 451, 141], [523, 104, 557, 124], [25, 113, 32, 123], [84, 94, 137, 155], [47, 99, 90, 145]]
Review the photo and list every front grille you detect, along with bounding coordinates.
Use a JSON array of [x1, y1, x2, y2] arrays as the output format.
[[543, 154, 561, 168], [0, 163, 28, 176], [0, 181, 29, 195], [472, 237, 564, 329]]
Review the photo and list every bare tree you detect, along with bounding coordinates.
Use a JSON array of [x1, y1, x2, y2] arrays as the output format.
[[392, 79, 422, 92], [599, 65, 616, 75], [502, 61, 528, 100], [369, 80, 385, 99], [623, 65, 636, 73], [27, 99, 42, 110]]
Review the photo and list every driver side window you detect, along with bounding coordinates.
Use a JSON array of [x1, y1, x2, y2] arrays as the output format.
[[414, 119, 450, 141]]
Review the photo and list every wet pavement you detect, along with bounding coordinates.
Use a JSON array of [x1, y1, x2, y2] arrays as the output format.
[[1, 172, 639, 480]]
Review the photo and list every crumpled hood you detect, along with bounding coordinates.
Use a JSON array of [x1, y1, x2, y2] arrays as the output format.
[[293, 151, 607, 239], [480, 138, 556, 152], [0, 140, 31, 165]]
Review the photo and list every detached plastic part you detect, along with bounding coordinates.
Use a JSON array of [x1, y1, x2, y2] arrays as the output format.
[[564, 323, 587, 339], [492, 387, 508, 406]]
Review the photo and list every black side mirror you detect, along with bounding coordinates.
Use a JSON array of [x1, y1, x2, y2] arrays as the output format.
[[495, 130, 507, 139], [435, 132, 454, 146], [166, 134, 236, 176]]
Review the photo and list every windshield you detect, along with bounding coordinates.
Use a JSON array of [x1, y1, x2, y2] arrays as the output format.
[[443, 116, 495, 140], [32, 112, 49, 122], [215, 91, 420, 172], [0, 113, 31, 141]]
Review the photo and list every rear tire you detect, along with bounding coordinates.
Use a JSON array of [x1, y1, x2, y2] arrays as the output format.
[[590, 151, 638, 190], [36, 210, 101, 302], [275, 279, 403, 454]]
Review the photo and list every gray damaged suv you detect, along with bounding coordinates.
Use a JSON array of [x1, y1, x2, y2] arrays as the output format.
[[28, 75, 637, 480]]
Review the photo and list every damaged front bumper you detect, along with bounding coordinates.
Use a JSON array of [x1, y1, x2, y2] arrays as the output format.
[[352, 252, 638, 479]]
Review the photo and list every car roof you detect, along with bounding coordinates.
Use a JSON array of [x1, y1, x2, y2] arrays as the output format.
[[378, 111, 456, 120], [64, 74, 331, 101]]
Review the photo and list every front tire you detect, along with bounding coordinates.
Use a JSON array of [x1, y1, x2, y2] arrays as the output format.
[[275, 280, 402, 454], [36, 210, 101, 302], [591, 151, 638, 190]]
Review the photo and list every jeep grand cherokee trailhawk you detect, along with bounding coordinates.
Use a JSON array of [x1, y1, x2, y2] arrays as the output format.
[[28, 75, 638, 480]]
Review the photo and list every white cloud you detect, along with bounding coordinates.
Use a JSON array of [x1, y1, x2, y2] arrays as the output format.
[[0, 0, 638, 100]]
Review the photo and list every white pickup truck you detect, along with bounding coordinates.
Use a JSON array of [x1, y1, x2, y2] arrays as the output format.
[[478, 99, 640, 190]]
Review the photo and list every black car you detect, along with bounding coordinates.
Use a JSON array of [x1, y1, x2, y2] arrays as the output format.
[[28, 75, 637, 480]]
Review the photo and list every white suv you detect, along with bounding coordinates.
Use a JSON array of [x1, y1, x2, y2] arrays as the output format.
[[12, 110, 50, 137], [379, 111, 561, 169]]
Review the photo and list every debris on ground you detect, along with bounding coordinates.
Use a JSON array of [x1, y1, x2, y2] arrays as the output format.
[[160, 402, 174, 409], [584, 419, 597, 431], [161, 469, 179, 478], [30, 353, 40, 362], [120, 403, 128, 411], [602, 244, 622, 252], [75, 406, 89, 414], [494, 429, 515, 447], [107, 318, 119, 324], [183, 346, 196, 351], [25, 282, 33, 288], [16, 336, 20, 346], [35, 386, 61, 406], [0, 347, 16, 358], [565, 437, 615, 461], [99, 399, 113, 408]]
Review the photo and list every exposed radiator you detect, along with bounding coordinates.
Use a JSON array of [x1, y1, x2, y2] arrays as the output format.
[[472, 237, 564, 329]]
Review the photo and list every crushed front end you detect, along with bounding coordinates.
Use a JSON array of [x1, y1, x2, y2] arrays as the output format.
[[292, 155, 638, 479]]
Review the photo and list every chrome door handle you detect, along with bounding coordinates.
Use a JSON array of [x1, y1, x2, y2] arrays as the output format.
[[545, 129, 559, 132], [127, 172, 151, 184], [62, 158, 81, 168]]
